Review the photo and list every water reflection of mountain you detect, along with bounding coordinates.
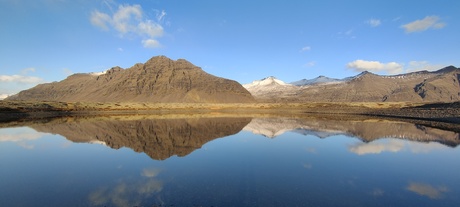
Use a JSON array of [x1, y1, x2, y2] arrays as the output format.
[[30, 116, 251, 160], [243, 117, 460, 147]]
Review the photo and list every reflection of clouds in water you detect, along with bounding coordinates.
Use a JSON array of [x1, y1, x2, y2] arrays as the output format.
[[370, 188, 385, 196], [349, 139, 446, 155], [89, 167, 163, 207], [349, 140, 403, 155], [406, 182, 449, 199], [142, 167, 161, 177], [305, 147, 317, 154], [408, 142, 445, 153], [0, 127, 48, 149], [302, 163, 312, 169]]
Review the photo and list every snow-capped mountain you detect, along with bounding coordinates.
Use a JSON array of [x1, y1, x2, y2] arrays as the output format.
[[290, 75, 343, 86], [242, 76, 299, 97], [243, 76, 290, 88]]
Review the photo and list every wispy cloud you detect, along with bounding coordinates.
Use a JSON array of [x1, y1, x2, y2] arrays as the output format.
[[366, 18, 381, 27], [0, 74, 44, 84], [90, 4, 165, 48], [337, 29, 356, 39], [401, 15, 446, 33], [303, 61, 316, 68], [347, 60, 403, 75], [0, 67, 45, 99], [300, 46, 311, 52], [406, 61, 444, 73]]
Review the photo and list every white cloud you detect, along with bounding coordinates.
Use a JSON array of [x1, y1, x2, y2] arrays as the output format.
[[155, 10, 166, 23], [62, 68, 73, 76], [401, 15, 446, 33], [0, 75, 44, 84], [366, 18, 381, 27], [347, 59, 447, 75], [300, 46, 311, 52], [21, 67, 36, 75], [90, 10, 111, 30], [303, 61, 316, 68], [142, 39, 160, 48], [347, 60, 404, 75], [406, 61, 443, 73], [90, 4, 165, 48]]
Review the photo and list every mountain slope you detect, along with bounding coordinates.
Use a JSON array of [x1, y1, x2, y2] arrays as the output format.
[[7, 56, 255, 103], [245, 66, 460, 102]]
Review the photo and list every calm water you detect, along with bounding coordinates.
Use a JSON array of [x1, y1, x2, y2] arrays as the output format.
[[1, 115, 460, 207]]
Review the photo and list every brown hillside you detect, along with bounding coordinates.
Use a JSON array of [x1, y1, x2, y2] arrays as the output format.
[[7, 56, 255, 103]]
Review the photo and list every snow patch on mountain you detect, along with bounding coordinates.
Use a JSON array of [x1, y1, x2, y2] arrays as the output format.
[[243, 76, 290, 88]]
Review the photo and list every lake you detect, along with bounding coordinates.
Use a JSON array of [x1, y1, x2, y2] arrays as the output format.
[[1, 115, 460, 207]]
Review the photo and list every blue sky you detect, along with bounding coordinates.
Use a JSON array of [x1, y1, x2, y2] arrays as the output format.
[[1, 0, 459, 99]]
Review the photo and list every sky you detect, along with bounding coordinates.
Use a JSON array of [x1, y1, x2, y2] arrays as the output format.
[[1, 0, 460, 99]]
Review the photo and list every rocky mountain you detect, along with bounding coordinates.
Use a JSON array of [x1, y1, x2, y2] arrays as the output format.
[[7, 56, 254, 103], [244, 66, 460, 102]]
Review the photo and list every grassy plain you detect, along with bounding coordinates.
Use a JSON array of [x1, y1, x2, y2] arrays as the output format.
[[0, 100, 458, 123]]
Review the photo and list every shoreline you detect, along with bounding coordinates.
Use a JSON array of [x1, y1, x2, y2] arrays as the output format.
[[1, 101, 459, 124]]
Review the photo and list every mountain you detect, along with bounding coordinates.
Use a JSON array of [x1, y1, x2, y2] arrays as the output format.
[[244, 66, 460, 102], [242, 76, 298, 100], [290, 75, 343, 86], [7, 56, 255, 103]]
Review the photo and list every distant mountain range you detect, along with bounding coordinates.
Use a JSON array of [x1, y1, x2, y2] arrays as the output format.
[[7, 56, 254, 103], [244, 66, 460, 102]]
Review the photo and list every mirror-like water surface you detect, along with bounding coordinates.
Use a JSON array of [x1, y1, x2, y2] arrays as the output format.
[[1, 115, 460, 207]]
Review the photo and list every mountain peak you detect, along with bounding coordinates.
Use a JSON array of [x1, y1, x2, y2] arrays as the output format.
[[243, 76, 290, 88]]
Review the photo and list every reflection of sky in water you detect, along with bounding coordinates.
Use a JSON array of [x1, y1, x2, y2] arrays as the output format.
[[0, 127, 49, 149], [1, 125, 460, 206]]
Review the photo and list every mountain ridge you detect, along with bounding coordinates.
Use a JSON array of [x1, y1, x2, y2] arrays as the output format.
[[244, 66, 460, 102]]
